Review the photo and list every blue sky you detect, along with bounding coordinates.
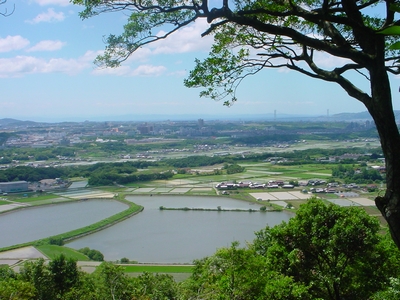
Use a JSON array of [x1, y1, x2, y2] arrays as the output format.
[[0, 0, 398, 122]]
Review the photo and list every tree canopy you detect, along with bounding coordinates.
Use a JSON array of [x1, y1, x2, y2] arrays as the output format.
[[73, 0, 400, 249], [185, 198, 400, 299]]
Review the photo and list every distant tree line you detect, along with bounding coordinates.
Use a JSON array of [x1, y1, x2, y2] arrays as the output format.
[[242, 147, 383, 165], [332, 165, 383, 184], [0, 147, 384, 186], [230, 129, 378, 145], [78, 161, 172, 186], [0, 161, 168, 186], [0, 166, 65, 182], [0, 147, 76, 164], [88, 170, 174, 186], [165, 155, 226, 168]]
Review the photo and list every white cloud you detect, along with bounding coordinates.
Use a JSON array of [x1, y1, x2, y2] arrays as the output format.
[[131, 65, 166, 76], [313, 51, 351, 68], [124, 48, 153, 63], [150, 19, 214, 54], [27, 8, 65, 24], [33, 0, 70, 6], [92, 66, 133, 76], [0, 51, 98, 77], [27, 40, 66, 52], [168, 70, 187, 77], [0, 36, 30, 53], [80, 50, 103, 62], [93, 64, 167, 77]]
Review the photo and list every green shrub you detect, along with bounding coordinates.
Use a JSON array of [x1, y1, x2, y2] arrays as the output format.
[[48, 237, 64, 246]]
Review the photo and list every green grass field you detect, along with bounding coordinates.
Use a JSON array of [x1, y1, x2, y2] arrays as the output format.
[[285, 199, 308, 209], [14, 194, 61, 203], [36, 245, 90, 261], [166, 163, 335, 186]]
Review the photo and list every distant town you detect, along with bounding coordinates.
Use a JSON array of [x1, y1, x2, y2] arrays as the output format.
[[0, 113, 378, 150], [0, 115, 384, 193]]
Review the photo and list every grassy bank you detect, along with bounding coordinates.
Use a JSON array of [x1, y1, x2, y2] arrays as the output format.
[[36, 244, 90, 260]]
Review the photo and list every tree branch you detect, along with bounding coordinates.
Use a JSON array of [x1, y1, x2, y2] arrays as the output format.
[[299, 46, 372, 105], [383, 0, 396, 28], [0, 0, 14, 17]]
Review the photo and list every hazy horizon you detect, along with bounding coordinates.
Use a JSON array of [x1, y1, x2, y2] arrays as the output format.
[[0, 110, 376, 123]]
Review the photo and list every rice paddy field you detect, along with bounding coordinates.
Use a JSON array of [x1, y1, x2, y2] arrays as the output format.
[[0, 158, 383, 277], [0, 160, 380, 210]]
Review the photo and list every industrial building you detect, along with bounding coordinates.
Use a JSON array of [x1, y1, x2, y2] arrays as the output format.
[[0, 181, 29, 193]]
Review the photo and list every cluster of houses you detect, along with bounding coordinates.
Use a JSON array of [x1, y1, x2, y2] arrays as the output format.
[[215, 179, 367, 194], [215, 181, 295, 190], [310, 182, 362, 194]]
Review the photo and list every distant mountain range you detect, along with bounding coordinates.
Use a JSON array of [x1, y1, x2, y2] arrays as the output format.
[[325, 111, 374, 121], [0, 111, 389, 125], [0, 118, 41, 127]]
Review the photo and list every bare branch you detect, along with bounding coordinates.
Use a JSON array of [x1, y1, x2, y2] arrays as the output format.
[[0, 0, 14, 17]]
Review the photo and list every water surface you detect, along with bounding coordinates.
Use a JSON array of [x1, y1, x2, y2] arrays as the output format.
[[67, 195, 292, 263], [0, 200, 127, 248]]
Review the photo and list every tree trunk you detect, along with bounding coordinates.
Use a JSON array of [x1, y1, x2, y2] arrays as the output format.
[[368, 65, 400, 249]]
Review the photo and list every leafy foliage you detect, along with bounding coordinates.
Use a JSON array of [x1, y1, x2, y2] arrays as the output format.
[[0, 132, 13, 146], [48, 237, 64, 246], [48, 254, 80, 296], [0, 166, 65, 182], [0, 278, 36, 300], [133, 272, 178, 300], [224, 163, 245, 174], [184, 198, 400, 299], [252, 198, 399, 299], [78, 247, 104, 261], [332, 164, 383, 183]]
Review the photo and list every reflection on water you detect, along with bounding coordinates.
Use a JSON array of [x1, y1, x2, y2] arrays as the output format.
[[67, 195, 292, 263]]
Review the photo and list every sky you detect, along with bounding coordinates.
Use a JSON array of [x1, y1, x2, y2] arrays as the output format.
[[0, 0, 398, 122]]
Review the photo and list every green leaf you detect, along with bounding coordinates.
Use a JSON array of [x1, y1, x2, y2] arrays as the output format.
[[378, 26, 400, 35], [389, 41, 400, 50], [389, 3, 400, 13]]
